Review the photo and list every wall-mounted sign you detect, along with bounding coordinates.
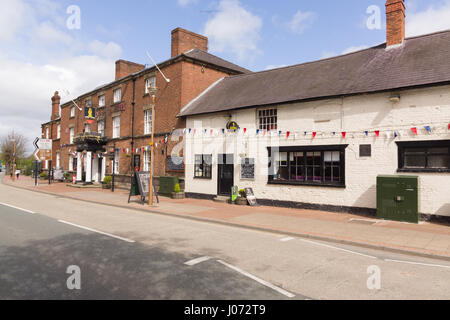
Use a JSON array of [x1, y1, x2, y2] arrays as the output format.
[[226, 121, 240, 132], [240, 158, 255, 179]]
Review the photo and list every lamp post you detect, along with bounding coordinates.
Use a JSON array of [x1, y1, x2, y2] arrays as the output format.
[[11, 138, 16, 182], [149, 86, 157, 206], [109, 143, 116, 192]]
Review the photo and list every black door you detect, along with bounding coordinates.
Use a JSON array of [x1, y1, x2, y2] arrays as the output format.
[[218, 154, 234, 196], [98, 157, 103, 182]]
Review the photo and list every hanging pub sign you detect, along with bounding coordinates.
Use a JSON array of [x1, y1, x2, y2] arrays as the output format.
[[226, 121, 240, 132], [84, 106, 96, 119]]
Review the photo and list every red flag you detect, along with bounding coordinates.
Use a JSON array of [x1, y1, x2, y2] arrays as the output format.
[[411, 127, 418, 135], [448, 123, 450, 130], [244, 128, 247, 134], [312, 132, 317, 139], [287, 131, 290, 139], [342, 132, 346, 139], [375, 131, 380, 138]]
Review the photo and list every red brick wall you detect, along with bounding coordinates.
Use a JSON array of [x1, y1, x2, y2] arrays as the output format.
[[386, 0, 405, 47], [171, 28, 208, 57]]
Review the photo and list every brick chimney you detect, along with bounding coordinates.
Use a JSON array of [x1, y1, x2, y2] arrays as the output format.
[[115, 60, 145, 81], [51, 91, 61, 120], [171, 28, 208, 58], [386, 0, 406, 47]]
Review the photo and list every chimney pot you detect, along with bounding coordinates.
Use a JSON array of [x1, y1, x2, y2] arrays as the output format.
[[51, 91, 61, 121], [171, 28, 208, 58], [386, 0, 406, 47]]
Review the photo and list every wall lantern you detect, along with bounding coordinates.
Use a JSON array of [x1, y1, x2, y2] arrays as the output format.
[[389, 93, 401, 103]]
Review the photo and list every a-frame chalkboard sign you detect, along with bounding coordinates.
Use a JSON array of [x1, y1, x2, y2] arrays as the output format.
[[128, 172, 159, 205]]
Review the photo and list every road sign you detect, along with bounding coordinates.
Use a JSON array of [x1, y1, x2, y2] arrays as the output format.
[[37, 150, 52, 161], [38, 139, 52, 150], [33, 138, 52, 162]]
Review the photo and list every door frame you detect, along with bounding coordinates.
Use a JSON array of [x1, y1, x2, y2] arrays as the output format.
[[217, 154, 234, 196]]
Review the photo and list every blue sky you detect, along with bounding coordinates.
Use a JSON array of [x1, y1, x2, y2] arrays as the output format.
[[1, 0, 450, 149]]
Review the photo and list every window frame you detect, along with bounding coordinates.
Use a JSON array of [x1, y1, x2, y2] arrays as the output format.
[[112, 116, 121, 139], [98, 95, 106, 108], [257, 108, 278, 131], [397, 140, 450, 173], [194, 154, 213, 179], [144, 109, 152, 135], [57, 124, 61, 139], [145, 76, 156, 95], [267, 145, 348, 188], [113, 88, 122, 104], [70, 106, 75, 118], [98, 120, 105, 137], [69, 127, 75, 144]]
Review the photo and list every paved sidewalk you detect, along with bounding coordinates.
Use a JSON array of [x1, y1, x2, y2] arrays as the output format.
[[3, 176, 450, 260]]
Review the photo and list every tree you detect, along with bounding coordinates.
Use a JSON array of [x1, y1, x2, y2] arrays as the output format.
[[0, 131, 27, 175]]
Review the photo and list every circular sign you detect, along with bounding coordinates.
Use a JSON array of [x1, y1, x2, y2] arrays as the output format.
[[226, 121, 240, 132]]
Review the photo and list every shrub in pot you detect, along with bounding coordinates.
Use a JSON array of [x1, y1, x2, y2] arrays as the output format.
[[236, 189, 248, 205], [102, 176, 112, 189], [171, 183, 185, 199]]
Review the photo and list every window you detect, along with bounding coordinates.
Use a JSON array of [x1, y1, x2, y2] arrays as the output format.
[[98, 120, 105, 137], [258, 108, 277, 131], [46, 127, 49, 139], [269, 145, 347, 187], [194, 155, 212, 179], [143, 150, 151, 172], [85, 99, 92, 108], [85, 124, 91, 133], [69, 155, 74, 171], [69, 128, 75, 144], [113, 88, 122, 103], [113, 116, 120, 138], [144, 110, 152, 135], [56, 152, 60, 168], [397, 140, 450, 172], [57, 124, 61, 139], [70, 106, 75, 118], [113, 150, 120, 174], [145, 76, 156, 94], [98, 95, 106, 107]]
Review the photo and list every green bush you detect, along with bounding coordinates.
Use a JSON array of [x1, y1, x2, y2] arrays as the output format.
[[239, 189, 246, 198], [63, 172, 71, 182], [174, 183, 181, 193], [40, 172, 48, 179], [103, 176, 112, 184]]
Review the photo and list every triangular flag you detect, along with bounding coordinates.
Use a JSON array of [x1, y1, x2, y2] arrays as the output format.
[[394, 132, 398, 139], [278, 131, 282, 136], [222, 129, 225, 134], [364, 131, 369, 137], [411, 127, 418, 135], [448, 123, 450, 130], [286, 131, 290, 139], [342, 132, 346, 139], [312, 132, 317, 139], [375, 131, 380, 138], [256, 129, 260, 135], [210, 129, 214, 135], [424, 126, 432, 133], [188, 128, 192, 134], [244, 128, 247, 134]]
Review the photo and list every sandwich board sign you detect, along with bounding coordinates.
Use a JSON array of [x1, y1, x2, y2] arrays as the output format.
[[129, 172, 159, 205], [245, 188, 258, 206]]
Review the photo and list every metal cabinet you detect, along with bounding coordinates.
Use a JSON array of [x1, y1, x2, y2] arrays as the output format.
[[377, 175, 419, 223]]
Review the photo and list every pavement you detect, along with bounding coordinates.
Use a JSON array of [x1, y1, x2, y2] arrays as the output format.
[[3, 175, 450, 261]]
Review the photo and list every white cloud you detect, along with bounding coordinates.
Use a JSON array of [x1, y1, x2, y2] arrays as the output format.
[[406, 0, 450, 37], [0, 0, 122, 152], [204, 0, 262, 61], [287, 10, 316, 35], [177, 0, 199, 6]]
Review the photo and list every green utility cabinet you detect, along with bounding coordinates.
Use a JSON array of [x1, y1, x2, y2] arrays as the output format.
[[159, 176, 179, 197], [377, 175, 419, 223]]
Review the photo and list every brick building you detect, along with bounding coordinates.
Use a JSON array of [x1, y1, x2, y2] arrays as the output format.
[[41, 28, 249, 187]]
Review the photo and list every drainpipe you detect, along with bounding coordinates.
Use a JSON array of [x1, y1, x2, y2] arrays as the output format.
[[130, 77, 136, 185]]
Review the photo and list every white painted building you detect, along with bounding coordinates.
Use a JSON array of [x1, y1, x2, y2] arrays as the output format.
[[179, 1, 450, 219]]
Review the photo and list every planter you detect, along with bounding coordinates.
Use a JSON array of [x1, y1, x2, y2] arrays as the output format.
[[171, 192, 185, 200], [102, 184, 111, 190], [235, 197, 248, 206]]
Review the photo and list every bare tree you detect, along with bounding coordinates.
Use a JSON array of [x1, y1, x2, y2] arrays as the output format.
[[0, 131, 27, 174]]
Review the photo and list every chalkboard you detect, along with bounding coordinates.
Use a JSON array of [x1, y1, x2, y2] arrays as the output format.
[[167, 156, 184, 172], [136, 172, 151, 195], [245, 188, 258, 206], [241, 158, 255, 179]]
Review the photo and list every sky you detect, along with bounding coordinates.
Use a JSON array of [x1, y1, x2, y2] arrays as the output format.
[[1, 0, 450, 153]]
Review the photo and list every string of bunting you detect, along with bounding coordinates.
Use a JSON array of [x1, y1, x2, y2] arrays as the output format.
[[184, 123, 450, 140]]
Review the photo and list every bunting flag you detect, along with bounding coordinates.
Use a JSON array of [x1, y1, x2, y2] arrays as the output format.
[[342, 132, 346, 139], [189, 128, 192, 134], [263, 130, 267, 136], [364, 131, 369, 137], [256, 129, 260, 135], [411, 127, 418, 135], [425, 126, 432, 133], [210, 129, 214, 135], [394, 132, 398, 139], [194, 129, 197, 134], [448, 123, 450, 130], [244, 128, 247, 134], [312, 132, 317, 139], [222, 129, 225, 134], [375, 131, 380, 138]]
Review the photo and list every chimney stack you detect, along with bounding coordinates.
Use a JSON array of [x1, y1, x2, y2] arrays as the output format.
[[386, 0, 406, 47], [51, 91, 61, 121], [171, 28, 208, 58], [115, 60, 145, 81]]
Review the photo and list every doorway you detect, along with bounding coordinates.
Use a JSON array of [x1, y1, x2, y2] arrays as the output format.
[[218, 154, 234, 196]]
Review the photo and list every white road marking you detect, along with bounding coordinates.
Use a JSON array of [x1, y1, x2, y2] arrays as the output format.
[[58, 220, 135, 243], [184, 256, 212, 266], [217, 260, 296, 298], [280, 237, 295, 242], [384, 259, 450, 269], [0, 202, 35, 214], [299, 239, 377, 259]]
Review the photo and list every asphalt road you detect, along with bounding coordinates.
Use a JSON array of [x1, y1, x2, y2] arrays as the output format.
[[0, 174, 449, 300]]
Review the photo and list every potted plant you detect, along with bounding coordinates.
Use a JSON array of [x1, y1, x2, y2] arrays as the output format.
[[171, 183, 185, 199], [102, 176, 112, 189], [236, 189, 248, 206], [39, 172, 48, 180]]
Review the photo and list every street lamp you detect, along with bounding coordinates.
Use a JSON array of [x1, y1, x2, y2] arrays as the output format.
[[148, 86, 157, 206], [109, 143, 116, 192], [11, 138, 16, 182]]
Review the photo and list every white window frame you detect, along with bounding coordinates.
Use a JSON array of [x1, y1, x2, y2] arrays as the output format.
[[114, 150, 120, 174], [113, 116, 121, 138], [69, 128, 75, 144], [143, 150, 151, 172], [113, 88, 122, 103], [57, 124, 61, 139], [56, 152, 60, 168], [144, 110, 152, 135], [98, 120, 105, 137], [69, 155, 74, 171], [70, 106, 75, 118], [257, 108, 278, 131], [145, 76, 156, 94], [98, 95, 106, 107], [85, 123, 91, 133], [46, 127, 49, 139]]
